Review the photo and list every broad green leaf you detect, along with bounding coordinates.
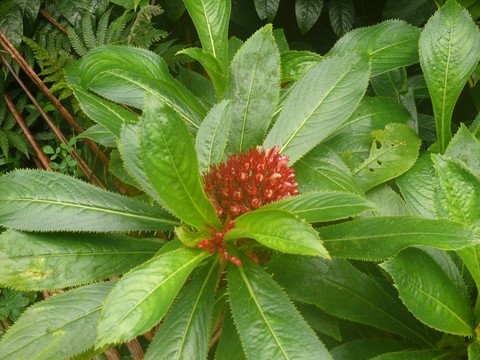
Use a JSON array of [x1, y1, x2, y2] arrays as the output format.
[[195, 100, 231, 174], [294, 144, 361, 194], [260, 191, 375, 222], [183, 0, 230, 69], [469, 342, 480, 360], [457, 245, 480, 294], [78, 125, 117, 147], [354, 123, 421, 191], [382, 0, 436, 26], [0, 282, 115, 360], [227, 255, 332, 359], [396, 153, 436, 218], [268, 255, 434, 345], [0, 2, 23, 48], [381, 247, 475, 336], [371, 349, 453, 360], [71, 85, 138, 138], [108, 149, 139, 188], [329, 20, 420, 77], [177, 68, 216, 107], [215, 307, 246, 360], [0, 230, 161, 291], [224, 209, 329, 257], [254, 0, 280, 21], [330, 339, 412, 360], [144, 261, 218, 360], [365, 184, 409, 217], [445, 124, 480, 179], [226, 25, 281, 153], [295, 302, 341, 341], [264, 52, 370, 163], [329, 0, 355, 37], [370, 68, 407, 101], [140, 95, 220, 230], [295, 0, 324, 34], [325, 97, 411, 168], [419, 0, 480, 152], [273, 28, 289, 53], [280, 50, 322, 83], [0, 170, 178, 232], [321, 216, 480, 260], [96, 247, 209, 347]]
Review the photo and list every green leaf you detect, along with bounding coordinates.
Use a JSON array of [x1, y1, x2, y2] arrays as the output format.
[[0, 1, 23, 48], [195, 100, 231, 174], [419, 0, 480, 152], [78, 125, 117, 147], [141, 96, 220, 230], [469, 342, 480, 360], [280, 50, 322, 83], [371, 349, 453, 360], [227, 255, 332, 359], [254, 0, 280, 21], [268, 255, 434, 345], [144, 261, 218, 360], [330, 339, 412, 360], [0, 230, 161, 291], [226, 25, 281, 153], [370, 68, 407, 101], [260, 191, 375, 222], [215, 307, 246, 360], [329, 20, 421, 77], [321, 216, 480, 261], [224, 209, 329, 257], [445, 124, 480, 179], [353, 123, 421, 192], [295, 0, 324, 34], [294, 144, 361, 194], [264, 52, 370, 164], [183, 0, 230, 70], [382, 0, 436, 26], [0, 282, 115, 360], [96, 246, 209, 347], [71, 85, 138, 138], [329, 0, 355, 37], [396, 153, 436, 218], [0, 170, 178, 232], [295, 302, 341, 340], [381, 247, 475, 336]]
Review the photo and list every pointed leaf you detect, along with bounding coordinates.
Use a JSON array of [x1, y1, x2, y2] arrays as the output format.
[[144, 261, 218, 360], [195, 100, 231, 174], [225, 209, 329, 257], [227, 255, 332, 359], [96, 246, 209, 347], [78, 125, 117, 147], [280, 50, 322, 83], [264, 52, 370, 163], [381, 247, 475, 336], [321, 216, 480, 261], [226, 25, 281, 153], [469, 342, 480, 360], [371, 349, 453, 360], [254, 0, 280, 21], [0, 282, 115, 360], [215, 307, 246, 360], [0, 230, 162, 291], [445, 124, 480, 179], [330, 339, 412, 360], [140, 96, 220, 230], [260, 191, 375, 222], [329, 0, 355, 37], [295, 0, 324, 34], [329, 20, 420, 76], [267, 255, 433, 346], [0, 170, 178, 232], [419, 0, 480, 151]]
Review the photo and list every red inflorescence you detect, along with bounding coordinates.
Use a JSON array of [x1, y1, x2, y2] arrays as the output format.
[[203, 146, 299, 220]]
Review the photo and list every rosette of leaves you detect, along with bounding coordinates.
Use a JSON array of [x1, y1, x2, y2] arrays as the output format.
[[1, 0, 480, 359]]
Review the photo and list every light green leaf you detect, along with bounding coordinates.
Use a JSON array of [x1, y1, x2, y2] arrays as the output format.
[[260, 191, 375, 222], [469, 342, 480, 360], [183, 0, 230, 69], [0, 282, 115, 360], [227, 255, 332, 359], [381, 247, 475, 336], [144, 261, 218, 360], [295, 0, 324, 34], [280, 50, 322, 83], [195, 100, 231, 174], [321, 216, 480, 261], [96, 246, 209, 347], [71, 85, 138, 138], [419, 0, 480, 152], [226, 25, 281, 153], [78, 125, 117, 148], [225, 209, 329, 257], [365, 184, 409, 217], [294, 144, 361, 194], [0, 230, 161, 291], [268, 255, 434, 345], [264, 52, 370, 164], [329, 20, 420, 77], [354, 123, 421, 192], [140, 95, 220, 230], [445, 124, 480, 179], [0, 170, 178, 232]]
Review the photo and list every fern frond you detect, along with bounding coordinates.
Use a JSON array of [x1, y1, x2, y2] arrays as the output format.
[[82, 14, 97, 50], [0, 131, 9, 158], [154, 39, 189, 72], [67, 27, 88, 56], [96, 7, 112, 45], [6, 132, 29, 157], [127, 5, 167, 48]]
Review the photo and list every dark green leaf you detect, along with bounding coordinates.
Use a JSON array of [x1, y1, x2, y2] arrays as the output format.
[[254, 0, 280, 21], [370, 68, 407, 101], [331, 339, 412, 360], [140, 95, 220, 230], [382, 0, 436, 26], [228, 255, 332, 359], [371, 349, 453, 360], [295, 0, 324, 34], [0, 170, 178, 232], [215, 306, 246, 360], [329, 0, 355, 37], [0, 1, 23, 48]]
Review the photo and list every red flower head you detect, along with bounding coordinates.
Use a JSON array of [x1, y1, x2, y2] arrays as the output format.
[[203, 146, 299, 221]]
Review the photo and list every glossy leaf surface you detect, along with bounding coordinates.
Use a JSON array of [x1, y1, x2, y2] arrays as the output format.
[[295, 0, 324, 34]]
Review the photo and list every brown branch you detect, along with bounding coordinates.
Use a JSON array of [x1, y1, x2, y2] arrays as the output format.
[[104, 348, 121, 360], [0, 30, 110, 168], [126, 339, 144, 360], [3, 93, 52, 170], [39, 9, 68, 34]]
